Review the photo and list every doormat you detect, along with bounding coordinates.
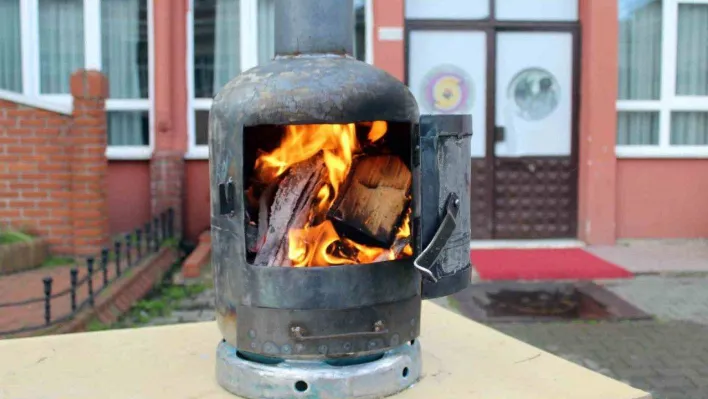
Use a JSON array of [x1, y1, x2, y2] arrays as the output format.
[[470, 248, 633, 281]]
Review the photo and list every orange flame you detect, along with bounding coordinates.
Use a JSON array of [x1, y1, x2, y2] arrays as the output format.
[[255, 121, 412, 267], [367, 121, 388, 143]]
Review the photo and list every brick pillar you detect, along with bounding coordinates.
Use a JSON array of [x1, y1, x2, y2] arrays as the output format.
[[577, 0, 618, 245], [69, 70, 110, 256], [151, 151, 184, 237], [150, 0, 187, 238]]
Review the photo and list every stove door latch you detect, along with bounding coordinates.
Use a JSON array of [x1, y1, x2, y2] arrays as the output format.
[[413, 192, 460, 283]]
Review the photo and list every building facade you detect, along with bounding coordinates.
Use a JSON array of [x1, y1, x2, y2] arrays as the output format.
[[1, 0, 707, 248]]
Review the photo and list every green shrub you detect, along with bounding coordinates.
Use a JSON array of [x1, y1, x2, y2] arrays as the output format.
[[0, 230, 33, 245]]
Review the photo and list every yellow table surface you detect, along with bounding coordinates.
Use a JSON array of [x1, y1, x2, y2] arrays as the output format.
[[0, 302, 650, 399]]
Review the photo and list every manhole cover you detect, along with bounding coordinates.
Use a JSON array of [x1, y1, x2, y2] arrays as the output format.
[[440, 282, 652, 323]]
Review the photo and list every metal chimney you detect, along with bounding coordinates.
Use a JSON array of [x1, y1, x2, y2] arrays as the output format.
[[274, 0, 355, 56]]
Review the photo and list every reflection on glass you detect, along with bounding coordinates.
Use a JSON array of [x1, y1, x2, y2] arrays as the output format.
[[618, 0, 662, 100], [39, 0, 85, 94], [617, 112, 659, 145], [102, 0, 149, 99], [405, 0, 488, 20], [193, 0, 241, 98], [0, 0, 22, 92], [671, 112, 708, 145], [354, 0, 366, 62], [107, 111, 150, 146], [195, 110, 209, 146], [496, 0, 577, 21], [676, 4, 708, 96]]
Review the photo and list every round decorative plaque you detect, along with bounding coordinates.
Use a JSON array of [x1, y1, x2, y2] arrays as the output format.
[[421, 64, 473, 114], [507, 67, 560, 121]]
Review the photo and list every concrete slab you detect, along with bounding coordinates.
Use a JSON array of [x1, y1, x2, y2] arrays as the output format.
[[0, 302, 650, 399]]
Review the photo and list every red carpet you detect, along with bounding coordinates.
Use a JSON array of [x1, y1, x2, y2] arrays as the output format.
[[470, 248, 633, 281]]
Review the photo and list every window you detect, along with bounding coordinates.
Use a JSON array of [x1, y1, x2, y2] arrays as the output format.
[[39, 0, 85, 94], [617, 0, 708, 157], [0, 0, 152, 158], [101, 0, 151, 152], [188, 0, 371, 157], [0, 0, 23, 92]]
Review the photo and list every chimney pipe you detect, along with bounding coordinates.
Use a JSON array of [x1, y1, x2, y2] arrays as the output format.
[[274, 0, 354, 56]]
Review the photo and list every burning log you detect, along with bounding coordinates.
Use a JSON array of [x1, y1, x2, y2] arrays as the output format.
[[328, 155, 412, 248], [245, 181, 279, 254], [254, 155, 327, 266], [373, 235, 411, 262], [257, 181, 279, 251]]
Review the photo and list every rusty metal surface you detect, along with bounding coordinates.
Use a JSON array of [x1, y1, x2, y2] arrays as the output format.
[[213, 256, 420, 310], [234, 296, 421, 360], [493, 157, 577, 239], [210, 56, 419, 130], [416, 115, 472, 299]]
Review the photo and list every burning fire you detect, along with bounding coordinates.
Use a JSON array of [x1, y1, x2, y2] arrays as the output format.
[[254, 121, 412, 267]]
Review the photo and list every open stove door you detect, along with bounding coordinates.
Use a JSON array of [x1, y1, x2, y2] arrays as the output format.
[[414, 114, 473, 299]]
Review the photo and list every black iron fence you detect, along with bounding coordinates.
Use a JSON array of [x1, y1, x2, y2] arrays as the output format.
[[0, 208, 175, 336]]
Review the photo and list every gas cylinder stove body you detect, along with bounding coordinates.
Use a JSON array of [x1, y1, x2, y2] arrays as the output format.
[[208, 1, 472, 397]]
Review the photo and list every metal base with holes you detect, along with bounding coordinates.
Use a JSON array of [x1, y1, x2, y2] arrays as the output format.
[[216, 339, 422, 399]]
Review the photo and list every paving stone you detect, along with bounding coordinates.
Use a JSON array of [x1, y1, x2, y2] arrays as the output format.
[[0, 251, 138, 336], [491, 319, 708, 399], [604, 276, 708, 325]]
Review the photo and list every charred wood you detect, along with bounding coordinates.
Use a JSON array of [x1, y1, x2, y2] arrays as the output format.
[[253, 155, 327, 266], [373, 235, 411, 262]]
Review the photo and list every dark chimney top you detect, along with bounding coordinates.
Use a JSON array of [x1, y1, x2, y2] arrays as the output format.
[[275, 0, 355, 56]]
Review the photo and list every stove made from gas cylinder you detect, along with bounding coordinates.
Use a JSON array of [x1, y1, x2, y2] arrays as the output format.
[[208, 1, 472, 398]]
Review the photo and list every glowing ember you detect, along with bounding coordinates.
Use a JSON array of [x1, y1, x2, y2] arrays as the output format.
[[253, 121, 411, 267]]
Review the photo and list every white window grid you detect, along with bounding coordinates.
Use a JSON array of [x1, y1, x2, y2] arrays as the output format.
[[616, 0, 708, 158], [185, 0, 374, 159], [17, 0, 154, 160]]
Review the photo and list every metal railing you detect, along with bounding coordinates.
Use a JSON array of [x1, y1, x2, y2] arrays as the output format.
[[0, 208, 175, 336]]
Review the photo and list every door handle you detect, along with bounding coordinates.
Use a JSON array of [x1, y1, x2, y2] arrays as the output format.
[[494, 126, 505, 142]]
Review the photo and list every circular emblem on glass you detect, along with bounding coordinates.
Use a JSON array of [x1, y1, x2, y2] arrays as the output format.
[[421, 65, 473, 114], [507, 67, 560, 121]]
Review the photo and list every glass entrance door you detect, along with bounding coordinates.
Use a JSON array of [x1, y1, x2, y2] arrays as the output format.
[[408, 29, 492, 238], [492, 31, 577, 238], [406, 24, 579, 240]]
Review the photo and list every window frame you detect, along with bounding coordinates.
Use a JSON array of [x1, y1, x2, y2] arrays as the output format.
[[185, 0, 374, 159], [616, 0, 708, 158], [16, 0, 155, 160]]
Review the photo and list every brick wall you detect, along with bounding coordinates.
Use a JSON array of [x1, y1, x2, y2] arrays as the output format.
[[0, 70, 110, 256], [151, 151, 184, 238]]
